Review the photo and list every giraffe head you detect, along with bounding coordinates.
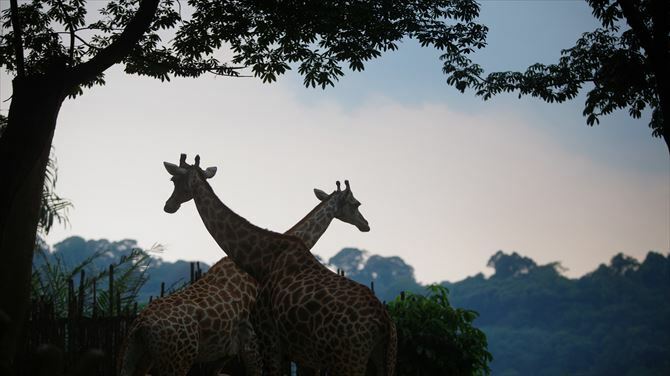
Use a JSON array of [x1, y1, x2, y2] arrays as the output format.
[[163, 154, 217, 213], [314, 180, 370, 232]]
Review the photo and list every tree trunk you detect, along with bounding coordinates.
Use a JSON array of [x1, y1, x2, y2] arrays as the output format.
[[0, 74, 68, 374], [655, 74, 670, 155]]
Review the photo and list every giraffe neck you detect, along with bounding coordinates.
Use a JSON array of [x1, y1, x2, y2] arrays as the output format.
[[286, 194, 340, 250], [189, 171, 291, 281]]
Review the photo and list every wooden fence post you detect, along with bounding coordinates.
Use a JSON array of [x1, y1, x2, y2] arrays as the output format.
[[116, 291, 121, 317], [108, 265, 114, 317], [67, 278, 75, 319], [78, 270, 86, 317], [92, 279, 97, 318], [190, 262, 195, 283]]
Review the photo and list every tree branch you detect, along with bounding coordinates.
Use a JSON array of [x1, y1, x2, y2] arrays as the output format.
[[649, 0, 669, 65], [620, 0, 669, 144], [9, 0, 25, 77], [74, 34, 100, 52], [207, 68, 251, 77], [54, 0, 76, 65], [617, 0, 654, 52], [71, 0, 160, 84]]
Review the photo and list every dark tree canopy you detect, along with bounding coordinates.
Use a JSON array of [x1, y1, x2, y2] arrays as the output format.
[[448, 251, 670, 375], [487, 250, 538, 279], [0, 0, 488, 90], [453, 0, 670, 151], [388, 285, 492, 376]]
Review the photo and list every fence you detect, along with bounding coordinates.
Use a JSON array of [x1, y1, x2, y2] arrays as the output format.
[[18, 264, 377, 375], [16, 262, 222, 376]]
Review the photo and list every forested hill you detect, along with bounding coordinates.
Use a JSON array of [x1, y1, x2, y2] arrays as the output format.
[[35, 236, 212, 302], [326, 248, 670, 375], [38, 236, 669, 375], [443, 251, 670, 375]]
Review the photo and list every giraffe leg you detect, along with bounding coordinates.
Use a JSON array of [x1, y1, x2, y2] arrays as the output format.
[[252, 285, 285, 376], [329, 362, 367, 376], [237, 320, 262, 376], [366, 340, 386, 376], [296, 364, 318, 376], [151, 355, 196, 376]]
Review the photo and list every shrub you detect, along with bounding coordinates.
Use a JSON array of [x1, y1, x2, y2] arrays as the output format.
[[387, 285, 492, 375]]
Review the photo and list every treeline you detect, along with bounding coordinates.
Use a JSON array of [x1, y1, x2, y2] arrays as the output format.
[[35, 237, 211, 303], [40, 236, 669, 375], [444, 251, 670, 376]]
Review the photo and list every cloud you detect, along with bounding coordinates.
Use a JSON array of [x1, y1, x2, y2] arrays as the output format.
[[43, 67, 669, 284]]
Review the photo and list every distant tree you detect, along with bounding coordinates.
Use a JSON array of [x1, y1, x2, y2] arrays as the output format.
[[388, 285, 492, 376], [608, 252, 641, 275], [328, 248, 423, 301], [453, 0, 670, 152], [0, 0, 488, 368], [487, 250, 537, 279], [328, 247, 367, 274]]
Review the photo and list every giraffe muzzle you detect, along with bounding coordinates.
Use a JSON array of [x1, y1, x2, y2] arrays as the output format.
[[164, 201, 180, 214]]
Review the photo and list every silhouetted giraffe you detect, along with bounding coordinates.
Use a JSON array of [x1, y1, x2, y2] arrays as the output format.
[[163, 154, 396, 376], [118, 178, 372, 375], [118, 257, 260, 376]]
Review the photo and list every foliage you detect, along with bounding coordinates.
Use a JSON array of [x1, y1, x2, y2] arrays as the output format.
[[387, 285, 492, 376], [447, 251, 670, 375], [486, 250, 538, 279], [0, 114, 72, 235], [41, 236, 210, 302], [328, 248, 423, 302], [0, 0, 488, 90], [34, 238, 670, 374], [31, 242, 154, 317], [455, 0, 669, 142]]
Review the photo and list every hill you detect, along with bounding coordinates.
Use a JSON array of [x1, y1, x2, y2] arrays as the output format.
[[35, 236, 211, 302], [36, 236, 670, 375]]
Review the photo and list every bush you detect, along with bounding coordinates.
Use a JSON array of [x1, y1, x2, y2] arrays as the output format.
[[388, 285, 492, 375]]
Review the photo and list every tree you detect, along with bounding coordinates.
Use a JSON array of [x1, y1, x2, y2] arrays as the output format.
[[451, 0, 670, 152], [0, 0, 487, 371], [487, 250, 537, 279], [0, 115, 71, 236], [387, 285, 492, 375]]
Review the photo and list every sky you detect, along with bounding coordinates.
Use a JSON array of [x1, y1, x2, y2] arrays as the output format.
[[1, 1, 668, 283]]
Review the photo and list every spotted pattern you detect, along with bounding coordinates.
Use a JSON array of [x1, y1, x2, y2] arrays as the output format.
[[118, 258, 260, 376], [255, 247, 396, 376], [159, 156, 396, 375]]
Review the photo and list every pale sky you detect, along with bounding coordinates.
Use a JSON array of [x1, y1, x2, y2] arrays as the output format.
[[1, 1, 668, 283]]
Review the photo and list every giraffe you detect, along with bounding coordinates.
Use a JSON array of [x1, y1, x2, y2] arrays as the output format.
[[118, 257, 261, 376], [118, 157, 373, 376], [162, 154, 396, 376]]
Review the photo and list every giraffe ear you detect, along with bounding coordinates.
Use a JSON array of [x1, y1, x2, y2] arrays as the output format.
[[203, 166, 217, 179], [314, 189, 329, 201], [164, 162, 187, 176]]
